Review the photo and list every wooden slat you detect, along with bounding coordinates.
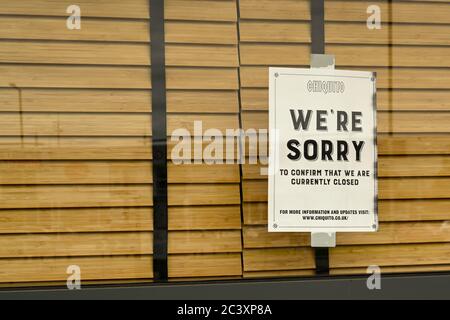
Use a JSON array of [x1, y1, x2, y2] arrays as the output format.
[[243, 248, 315, 271], [242, 163, 266, 180], [168, 114, 240, 135], [379, 134, 450, 155], [0, 0, 149, 19], [243, 269, 314, 278], [0, 137, 240, 160], [326, 22, 450, 46], [169, 205, 241, 230], [169, 276, 241, 282], [378, 90, 450, 111], [169, 184, 241, 206], [0, 113, 239, 136], [0, 232, 152, 258], [243, 202, 268, 225], [243, 226, 309, 248], [243, 180, 267, 202], [0, 66, 238, 89], [378, 112, 450, 133], [379, 156, 450, 177], [239, 21, 310, 43], [0, 41, 150, 66], [0, 18, 237, 44], [0, 65, 151, 89], [0, 113, 151, 136], [0, 255, 153, 283], [0, 207, 152, 233], [240, 20, 450, 45], [169, 163, 240, 183], [330, 243, 450, 268], [243, 200, 450, 225], [356, 68, 450, 89], [168, 253, 242, 277], [0, 205, 241, 234], [0, 42, 238, 67], [0, 184, 240, 209], [169, 230, 242, 253], [243, 178, 450, 202], [0, 160, 152, 184], [166, 45, 239, 67], [326, 1, 450, 24], [239, 0, 310, 20], [241, 111, 450, 133], [241, 111, 266, 131], [0, 137, 153, 160], [165, 21, 237, 44], [167, 67, 239, 90], [0, 88, 152, 113], [240, 43, 309, 66], [167, 90, 239, 113], [0, 16, 149, 42], [0, 185, 153, 209], [0, 0, 237, 21], [0, 89, 239, 113], [379, 199, 450, 222], [239, 66, 280, 88], [0, 161, 240, 184], [240, 88, 267, 111], [164, 0, 237, 22], [379, 177, 450, 199], [240, 66, 450, 89]]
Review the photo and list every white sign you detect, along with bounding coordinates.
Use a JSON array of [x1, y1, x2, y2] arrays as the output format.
[[268, 67, 378, 232]]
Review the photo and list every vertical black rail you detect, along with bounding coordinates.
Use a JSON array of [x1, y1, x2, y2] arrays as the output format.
[[310, 0, 330, 275], [236, 1, 246, 278], [310, 0, 325, 54], [150, 0, 168, 281]]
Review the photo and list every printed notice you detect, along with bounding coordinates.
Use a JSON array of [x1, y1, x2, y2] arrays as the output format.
[[268, 68, 378, 232]]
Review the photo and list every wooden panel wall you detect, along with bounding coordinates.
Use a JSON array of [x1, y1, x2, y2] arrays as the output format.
[[238, 0, 316, 278], [0, 0, 153, 285], [0, 0, 242, 285], [163, 0, 242, 280], [1, 0, 449, 285], [238, 0, 450, 277], [326, 0, 450, 275]]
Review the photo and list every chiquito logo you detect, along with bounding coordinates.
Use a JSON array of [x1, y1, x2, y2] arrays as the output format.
[[307, 80, 345, 94]]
